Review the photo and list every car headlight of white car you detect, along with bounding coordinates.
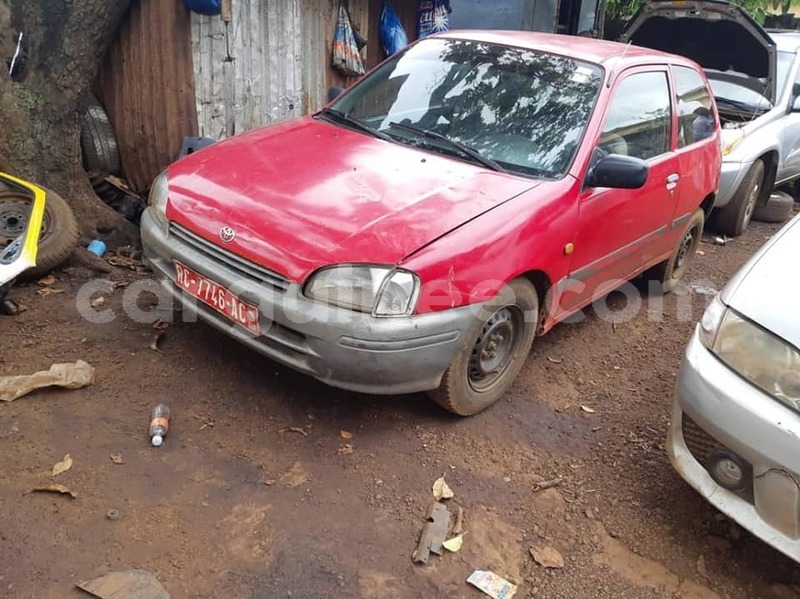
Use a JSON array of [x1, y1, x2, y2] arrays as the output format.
[[148, 171, 169, 227], [720, 128, 744, 157], [304, 265, 419, 316], [700, 295, 800, 409]]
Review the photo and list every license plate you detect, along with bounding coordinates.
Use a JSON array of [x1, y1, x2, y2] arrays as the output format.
[[174, 261, 260, 335]]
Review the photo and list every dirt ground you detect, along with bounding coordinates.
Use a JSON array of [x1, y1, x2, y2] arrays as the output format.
[[1, 215, 799, 599]]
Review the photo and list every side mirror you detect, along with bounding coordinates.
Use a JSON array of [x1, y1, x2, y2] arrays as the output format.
[[585, 154, 649, 189], [327, 86, 345, 103]]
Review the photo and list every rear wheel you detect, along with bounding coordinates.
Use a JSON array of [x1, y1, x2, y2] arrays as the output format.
[[647, 209, 704, 294], [713, 159, 764, 237], [428, 278, 539, 416]]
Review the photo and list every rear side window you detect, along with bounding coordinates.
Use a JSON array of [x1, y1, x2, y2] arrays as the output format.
[[599, 71, 671, 161], [673, 66, 715, 148]]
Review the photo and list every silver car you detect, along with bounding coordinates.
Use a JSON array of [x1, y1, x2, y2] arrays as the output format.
[[669, 211, 800, 562], [624, 2, 800, 237]]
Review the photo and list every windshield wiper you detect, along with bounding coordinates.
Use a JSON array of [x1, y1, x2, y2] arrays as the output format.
[[715, 96, 769, 114], [318, 108, 393, 142], [387, 121, 508, 173]]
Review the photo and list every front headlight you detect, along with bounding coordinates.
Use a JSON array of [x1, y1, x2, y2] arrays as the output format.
[[707, 306, 800, 411], [148, 171, 169, 226], [721, 128, 744, 156], [698, 294, 726, 348], [304, 265, 419, 316]]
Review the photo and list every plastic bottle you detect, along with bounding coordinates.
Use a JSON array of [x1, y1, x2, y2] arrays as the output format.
[[149, 404, 171, 447]]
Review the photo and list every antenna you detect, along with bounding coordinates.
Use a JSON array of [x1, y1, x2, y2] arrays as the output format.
[[607, 41, 633, 88]]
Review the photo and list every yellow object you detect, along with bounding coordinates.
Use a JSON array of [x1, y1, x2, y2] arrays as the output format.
[[564, 242, 574, 255], [0, 171, 45, 285]]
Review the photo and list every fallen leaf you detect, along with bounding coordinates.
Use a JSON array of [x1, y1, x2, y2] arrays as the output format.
[[264, 479, 277, 486], [339, 430, 354, 439], [37, 275, 55, 286], [109, 453, 125, 465], [35, 287, 65, 297], [443, 534, 464, 552], [530, 544, 564, 569], [52, 454, 73, 477], [546, 356, 563, 364], [432, 476, 454, 501], [152, 320, 170, 331], [580, 405, 595, 414], [90, 296, 105, 308], [150, 331, 165, 351], [279, 426, 308, 437], [337, 443, 355, 455], [29, 483, 76, 499]]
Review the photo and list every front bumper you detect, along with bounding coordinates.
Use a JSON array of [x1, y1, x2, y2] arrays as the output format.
[[140, 209, 476, 395], [713, 160, 750, 209], [668, 327, 800, 563]]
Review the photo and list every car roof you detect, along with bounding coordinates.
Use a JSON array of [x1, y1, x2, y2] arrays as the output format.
[[767, 29, 800, 52], [435, 30, 691, 67]]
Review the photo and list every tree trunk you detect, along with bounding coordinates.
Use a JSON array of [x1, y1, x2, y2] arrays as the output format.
[[0, 0, 136, 242]]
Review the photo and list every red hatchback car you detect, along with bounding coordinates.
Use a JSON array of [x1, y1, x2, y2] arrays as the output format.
[[142, 31, 721, 415]]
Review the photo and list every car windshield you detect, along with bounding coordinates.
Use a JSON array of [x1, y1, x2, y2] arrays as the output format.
[[326, 38, 603, 178], [707, 51, 794, 113]]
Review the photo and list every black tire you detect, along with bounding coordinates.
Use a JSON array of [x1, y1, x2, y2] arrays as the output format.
[[80, 94, 121, 176], [648, 209, 704, 294], [752, 190, 795, 224], [0, 188, 79, 281], [428, 278, 539, 416], [712, 159, 765, 237]]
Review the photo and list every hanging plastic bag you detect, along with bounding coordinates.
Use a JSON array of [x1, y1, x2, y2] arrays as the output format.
[[182, 0, 222, 16], [417, 0, 452, 38], [380, 0, 409, 57], [332, 3, 367, 77]]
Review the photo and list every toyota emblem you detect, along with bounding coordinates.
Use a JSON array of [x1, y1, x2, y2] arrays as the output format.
[[219, 226, 236, 243]]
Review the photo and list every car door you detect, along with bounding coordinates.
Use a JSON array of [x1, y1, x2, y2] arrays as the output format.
[[778, 57, 800, 182], [672, 64, 720, 220], [560, 67, 679, 312]]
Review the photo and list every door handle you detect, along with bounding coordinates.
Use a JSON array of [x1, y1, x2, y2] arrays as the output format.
[[666, 173, 680, 190]]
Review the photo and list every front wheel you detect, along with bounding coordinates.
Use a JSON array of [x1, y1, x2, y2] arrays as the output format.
[[713, 159, 764, 237], [428, 278, 539, 416]]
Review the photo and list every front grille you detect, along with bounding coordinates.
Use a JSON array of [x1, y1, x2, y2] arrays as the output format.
[[169, 223, 291, 292], [682, 414, 720, 463]]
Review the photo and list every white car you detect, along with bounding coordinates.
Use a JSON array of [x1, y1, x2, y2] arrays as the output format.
[[624, 0, 800, 236], [668, 211, 800, 563]]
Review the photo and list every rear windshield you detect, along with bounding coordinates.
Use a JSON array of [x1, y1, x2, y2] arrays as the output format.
[[329, 38, 603, 178]]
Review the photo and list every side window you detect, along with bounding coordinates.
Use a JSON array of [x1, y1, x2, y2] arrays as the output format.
[[599, 71, 671, 161], [673, 66, 715, 148]]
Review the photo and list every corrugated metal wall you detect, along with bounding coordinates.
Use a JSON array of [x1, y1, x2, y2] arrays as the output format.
[[97, 0, 198, 192], [191, 0, 369, 140]]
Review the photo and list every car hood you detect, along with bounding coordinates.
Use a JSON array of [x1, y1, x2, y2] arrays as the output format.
[[621, 0, 777, 102], [722, 213, 800, 347], [165, 116, 539, 282]]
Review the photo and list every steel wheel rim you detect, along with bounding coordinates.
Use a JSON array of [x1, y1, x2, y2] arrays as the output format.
[[0, 193, 50, 247], [743, 179, 760, 226], [468, 305, 522, 393], [675, 227, 695, 270]]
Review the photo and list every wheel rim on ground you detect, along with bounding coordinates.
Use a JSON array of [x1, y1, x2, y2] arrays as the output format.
[[0, 192, 51, 247], [468, 305, 523, 393]]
